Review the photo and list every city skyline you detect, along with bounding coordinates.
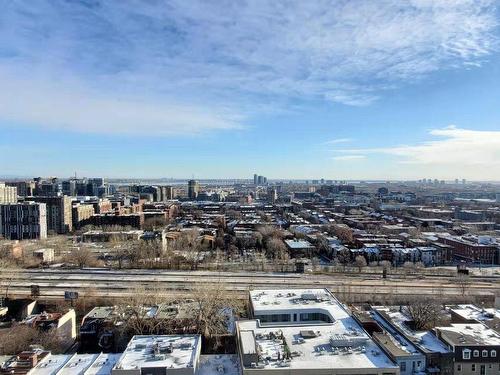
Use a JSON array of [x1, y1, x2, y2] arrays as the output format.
[[1, 1, 500, 179]]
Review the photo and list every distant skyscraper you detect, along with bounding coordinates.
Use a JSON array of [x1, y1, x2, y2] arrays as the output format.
[[0, 202, 47, 240], [188, 180, 200, 200], [160, 186, 174, 200], [25, 196, 73, 234], [0, 183, 17, 204], [6, 181, 35, 197], [253, 174, 258, 185]]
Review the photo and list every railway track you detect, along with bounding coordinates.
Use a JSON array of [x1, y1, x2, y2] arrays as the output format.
[[1, 268, 498, 301]]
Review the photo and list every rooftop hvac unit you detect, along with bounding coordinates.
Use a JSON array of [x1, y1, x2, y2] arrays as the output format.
[[329, 334, 369, 347]]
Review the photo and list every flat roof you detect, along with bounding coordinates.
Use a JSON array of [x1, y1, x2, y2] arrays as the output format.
[[198, 355, 240, 375], [250, 288, 348, 322], [284, 239, 314, 249], [31, 354, 72, 375], [373, 307, 450, 354], [448, 304, 500, 323], [237, 320, 397, 371], [437, 323, 500, 346], [370, 310, 423, 358], [114, 335, 200, 371], [57, 354, 99, 375], [84, 353, 121, 375]]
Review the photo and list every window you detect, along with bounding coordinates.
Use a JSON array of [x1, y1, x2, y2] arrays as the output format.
[[400, 362, 406, 372], [457, 364, 462, 371], [473, 350, 479, 357], [482, 350, 488, 357], [472, 364, 476, 372], [491, 350, 497, 357], [463, 349, 471, 360]]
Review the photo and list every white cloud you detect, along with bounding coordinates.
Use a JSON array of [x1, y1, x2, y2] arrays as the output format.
[[324, 138, 353, 145], [0, 1, 497, 134], [332, 155, 366, 161], [0, 69, 241, 135], [335, 126, 500, 178]]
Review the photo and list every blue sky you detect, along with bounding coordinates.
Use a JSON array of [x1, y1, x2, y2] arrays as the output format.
[[1, 0, 499, 180]]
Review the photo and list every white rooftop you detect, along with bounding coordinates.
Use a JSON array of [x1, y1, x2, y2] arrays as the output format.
[[448, 304, 500, 322], [198, 354, 241, 375], [250, 288, 347, 322], [238, 320, 398, 371], [58, 354, 99, 375], [84, 353, 121, 375], [373, 306, 450, 354], [114, 335, 200, 371], [370, 310, 423, 357], [437, 323, 500, 346], [31, 354, 72, 375]]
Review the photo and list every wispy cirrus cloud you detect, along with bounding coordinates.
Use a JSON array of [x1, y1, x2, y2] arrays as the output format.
[[332, 155, 366, 161], [334, 126, 500, 178], [0, 1, 498, 135], [324, 138, 353, 145]]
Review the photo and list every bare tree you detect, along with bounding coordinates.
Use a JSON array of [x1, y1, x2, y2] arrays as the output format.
[[143, 217, 168, 231], [116, 285, 173, 336], [266, 237, 288, 260], [258, 226, 282, 243], [456, 273, 470, 297], [354, 255, 367, 272], [190, 280, 245, 350], [172, 230, 204, 270], [65, 247, 99, 268], [0, 324, 66, 355], [336, 248, 351, 271], [316, 235, 331, 256], [405, 298, 441, 330], [0, 259, 21, 299]]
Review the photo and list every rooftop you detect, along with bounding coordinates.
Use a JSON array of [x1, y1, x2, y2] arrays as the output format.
[[284, 239, 314, 249], [237, 320, 398, 371], [250, 288, 346, 323], [198, 355, 240, 375], [114, 335, 201, 372], [436, 323, 500, 346], [83, 353, 121, 375], [30, 354, 72, 375], [57, 354, 100, 375], [448, 304, 500, 324], [372, 307, 450, 354]]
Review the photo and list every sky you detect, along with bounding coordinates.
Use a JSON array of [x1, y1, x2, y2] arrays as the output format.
[[0, 0, 500, 180]]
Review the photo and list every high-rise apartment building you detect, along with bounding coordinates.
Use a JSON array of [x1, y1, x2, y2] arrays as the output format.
[[5, 181, 35, 197], [187, 180, 200, 200], [0, 202, 47, 240], [25, 196, 73, 234], [0, 183, 17, 204], [160, 186, 174, 201]]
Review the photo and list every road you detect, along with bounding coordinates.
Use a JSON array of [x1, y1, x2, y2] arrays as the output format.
[[0, 268, 498, 302]]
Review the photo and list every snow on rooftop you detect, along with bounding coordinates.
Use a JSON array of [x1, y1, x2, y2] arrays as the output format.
[[84, 353, 121, 375], [237, 320, 397, 371], [31, 354, 72, 375], [250, 288, 348, 322], [370, 311, 422, 356], [448, 304, 500, 322], [373, 307, 450, 354], [114, 335, 201, 371], [437, 323, 500, 346], [57, 354, 99, 375], [198, 355, 240, 375]]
